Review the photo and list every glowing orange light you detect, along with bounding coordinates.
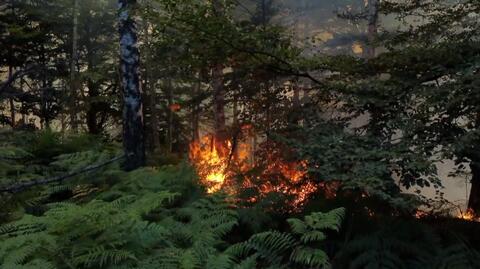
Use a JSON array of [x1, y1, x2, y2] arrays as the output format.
[[458, 208, 478, 222], [414, 210, 429, 219], [169, 103, 181, 112], [189, 135, 229, 193], [241, 123, 253, 130], [189, 135, 317, 209]]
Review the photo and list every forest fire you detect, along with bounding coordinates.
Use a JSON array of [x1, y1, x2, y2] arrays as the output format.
[[458, 209, 479, 222], [414, 208, 480, 222], [189, 135, 230, 193], [189, 134, 316, 206]]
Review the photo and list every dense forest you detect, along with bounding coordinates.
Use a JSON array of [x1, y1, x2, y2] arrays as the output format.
[[1, 0, 480, 268]]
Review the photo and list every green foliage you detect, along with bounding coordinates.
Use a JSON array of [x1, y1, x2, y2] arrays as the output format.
[[0, 130, 120, 223], [337, 220, 480, 269], [287, 119, 430, 211], [227, 208, 345, 269], [0, 150, 344, 269]]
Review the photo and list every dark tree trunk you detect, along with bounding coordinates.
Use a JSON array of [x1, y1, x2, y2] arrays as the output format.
[[191, 74, 201, 142], [365, 0, 379, 59], [148, 80, 160, 150], [40, 45, 50, 129], [70, 0, 79, 131], [118, 0, 145, 171], [468, 160, 480, 214], [41, 79, 49, 129], [465, 114, 480, 214], [86, 81, 102, 135], [211, 0, 227, 149], [212, 64, 226, 142], [292, 83, 300, 108], [142, 21, 160, 152], [166, 80, 173, 153], [8, 67, 15, 127], [9, 98, 15, 127]]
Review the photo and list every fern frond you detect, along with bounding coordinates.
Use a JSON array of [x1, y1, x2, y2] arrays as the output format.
[[289, 246, 329, 268], [303, 207, 345, 232], [73, 246, 137, 268], [245, 231, 296, 262], [286, 218, 307, 234], [232, 255, 257, 269]]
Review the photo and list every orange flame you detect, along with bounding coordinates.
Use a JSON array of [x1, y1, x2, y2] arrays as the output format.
[[458, 208, 478, 222], [169, 103, 181, 112], [189, 134, 317, 208], [189, 135, 229, 193], [414, 208, 480, 222]]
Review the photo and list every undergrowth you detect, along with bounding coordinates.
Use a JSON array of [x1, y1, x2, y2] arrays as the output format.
[[0, 130, 479, 269]]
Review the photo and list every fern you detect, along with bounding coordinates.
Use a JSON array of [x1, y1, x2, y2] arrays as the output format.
[[73, 247, 137, 268], [432, 240, 480, 269], [290, 246, 329, 268], [227, 208, 345, 269], [0, 165, 242, 269], [337, 219, 480, 269]]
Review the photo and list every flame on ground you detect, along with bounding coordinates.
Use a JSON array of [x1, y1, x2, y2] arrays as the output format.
[[458, 208, 479, 222], [189, 134, 316, 207], [414, 208, 480, 222], [189, 135, 229, 193]]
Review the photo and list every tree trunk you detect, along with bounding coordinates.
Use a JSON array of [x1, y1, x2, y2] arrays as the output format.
[[166, 80, 173, 153], [40, 45, 50, 129], [9, 98, 15, 127], [468, 160, 480, 214], [148, 80, 160, 150], [70, 0, 79, 131], [85, 32, 106, 135], [292, 83, 300, 109], [86, 81, 102, 134], [7, 3, 15, 127], [212, 67, 226, 140], [118, 0, 145, 171], [41, 79, 49, 129], [468, 113, 480, 215], [8, 67, 15, 127], [141, 20, 157, 152], [365, 0, 379, 59], [212, 64, 226, 143], [212, 0, 227, 148], [191, 73, 201, 142]]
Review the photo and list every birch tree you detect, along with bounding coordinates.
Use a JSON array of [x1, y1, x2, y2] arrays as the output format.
[[118, 0, 145, 170]]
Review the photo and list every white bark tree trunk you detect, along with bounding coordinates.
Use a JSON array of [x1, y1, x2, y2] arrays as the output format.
[[118, 0, 145, 170]]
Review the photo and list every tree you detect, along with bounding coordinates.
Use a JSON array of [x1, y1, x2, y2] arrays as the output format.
[[211, 0, 227, 147], [376, 0, 480, 214], [69, 0, 79, 131], [118, 0, 145, 171], [365, 0, 379, 59]]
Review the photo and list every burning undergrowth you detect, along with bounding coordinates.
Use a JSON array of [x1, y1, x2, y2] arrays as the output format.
[[189, 133, 317, 210]]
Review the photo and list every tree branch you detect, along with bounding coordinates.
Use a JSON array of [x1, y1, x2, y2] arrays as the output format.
[[0, 65, 37, 96], [0, 155, 125, 193], [169, 15, 326, 86]]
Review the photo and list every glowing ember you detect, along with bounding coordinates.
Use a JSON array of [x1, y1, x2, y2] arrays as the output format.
[[169, 103, 181, 112], [413, 208, 480, 222], [414, 210, 429, 219], [256, 158, 317, 207]]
